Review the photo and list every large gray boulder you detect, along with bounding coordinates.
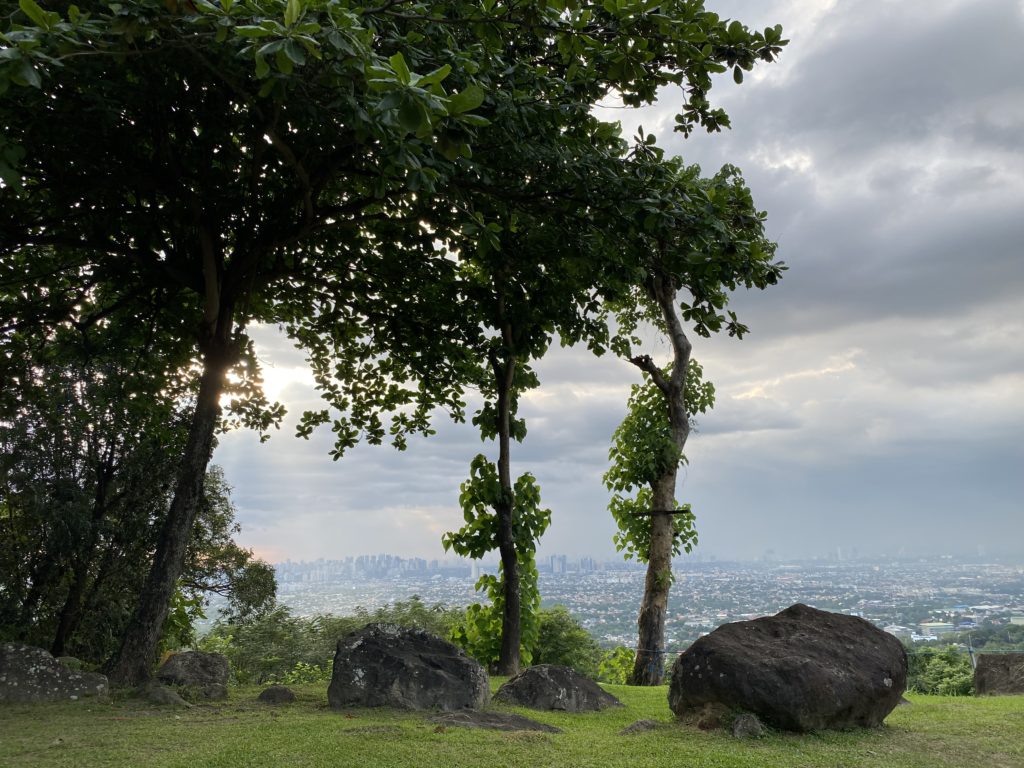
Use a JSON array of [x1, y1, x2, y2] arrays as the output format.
[[974, 653, 1024, 695], [0, 643, 108, 703], [495, 664, 622, 712], [328, 623, 489, 711], [156, 650, 229, 701], [669, 603, 907, 732]]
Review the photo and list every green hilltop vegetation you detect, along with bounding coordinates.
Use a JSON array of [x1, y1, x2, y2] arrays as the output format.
[[1, 682, 1022, 768]]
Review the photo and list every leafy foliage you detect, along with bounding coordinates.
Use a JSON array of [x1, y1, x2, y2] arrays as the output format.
[[201, 597, 462, 684], [445, 456, 550, 669], [597, 646, 637, 685], [907, 646, 974, 696], [532, 606, 602, 679], [604, 361, 714, 563]]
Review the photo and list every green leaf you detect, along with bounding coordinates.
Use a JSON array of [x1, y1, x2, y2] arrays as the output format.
[[284, 0, 302, 27], [18, 0, 55, 31], [397, 97, 427, 134], [389, 52, 411, 85], [415, 63, 451, 87], [235, 26, 274, 38], [16, 59, 41, 88], [448, 84, 485, 114], [276, 47, 294, 74], [284, 40, 306, 66]]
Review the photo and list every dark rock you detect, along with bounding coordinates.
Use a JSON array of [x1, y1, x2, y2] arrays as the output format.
[[56, 656, 83, 671], [428, 711, 561, 732], [137, 682, 192, 708], [668, 603, 907, 732], [974, 653, 1024, 695], [731, 713, 766, 739], [494, 664, 622, 712], [328, 623, 489, 711], [0, 643, 109, 703], [155, 651, 229, 701], [156, 651, 229, 690], [259, 685, 296, 705], [619, 719, 660, 735]]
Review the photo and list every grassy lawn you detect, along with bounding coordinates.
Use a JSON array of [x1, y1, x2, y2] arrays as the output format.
[[1, 681, 1021, 768]]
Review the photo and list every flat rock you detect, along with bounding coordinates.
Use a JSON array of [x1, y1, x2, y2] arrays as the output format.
[[258, 685, 296, 705], [619, 719, 660, 735], [669, 603, 907, 732], [974, 653, 1024, 695], [0, 643, 109, 704], [428, 711, 562, 732], [328, 623, 489, 711], [494, 664, 622, 712], [137, 682, 192, 708]]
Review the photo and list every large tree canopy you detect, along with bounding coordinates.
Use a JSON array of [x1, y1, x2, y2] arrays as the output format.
[[1, 0, 785, 683]]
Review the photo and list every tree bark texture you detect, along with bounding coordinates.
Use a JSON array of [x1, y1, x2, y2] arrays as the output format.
[[630, 274, 692, 686], [494, 346, 521, 676]]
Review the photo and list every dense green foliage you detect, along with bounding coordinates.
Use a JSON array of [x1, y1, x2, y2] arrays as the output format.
[[604, 360, 714, 564], [0, 278, 274, 663], [445, 457, 550, 670], [200, 597, 463, 684], [530, 606, 602, 679], [907, 646, 975, 696]]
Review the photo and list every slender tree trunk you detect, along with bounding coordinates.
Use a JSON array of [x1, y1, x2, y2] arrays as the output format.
[[52, 457, 116, 656], [105, 343, 230, 685], [630, 274, 692, 686], [494, 347, 521, 676]]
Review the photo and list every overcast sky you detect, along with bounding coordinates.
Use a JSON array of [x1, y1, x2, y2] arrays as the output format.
[[216, 0, 1024, 565]]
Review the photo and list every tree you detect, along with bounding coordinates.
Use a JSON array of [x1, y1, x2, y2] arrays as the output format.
[[606, 154, 784, 684], [1, 0, 785, 684]]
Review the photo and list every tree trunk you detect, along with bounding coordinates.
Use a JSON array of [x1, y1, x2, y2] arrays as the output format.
[[630, 273, 692, 686], [52, 457, 116, 657], [494, 349, 521, 676], [105, 336, 233, 686]]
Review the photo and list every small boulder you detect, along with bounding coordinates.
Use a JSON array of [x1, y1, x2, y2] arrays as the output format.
[[731, 713, 766, 739], [494, 664, 622, 712], [619, 719, 660, 735], [0, 643, 108, 704], [138, 682, 192, 708], [328, 623, 489, 711], [156, 651, 229, 702], [669, 603, 907, 732], [258, 685, 296, 705], [974, 653, 1024, 695], [427, 711, 561, 733]]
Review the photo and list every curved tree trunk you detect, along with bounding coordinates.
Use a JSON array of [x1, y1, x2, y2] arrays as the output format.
[[630, 273, 692, 686], [105, 340, 232, 686], [106, 235, 236, 687]]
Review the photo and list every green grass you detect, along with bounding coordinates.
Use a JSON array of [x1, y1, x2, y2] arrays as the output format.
[[1, 681, 1021, 768]]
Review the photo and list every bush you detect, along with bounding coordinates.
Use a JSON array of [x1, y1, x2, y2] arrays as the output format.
[[597, 646, 635, 684], [199, 596, 462, 684], [531, 606, 602, 678], [907, 645, 974, 696]]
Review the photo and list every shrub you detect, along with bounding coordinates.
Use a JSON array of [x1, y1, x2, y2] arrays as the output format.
[[531, 606, 602, 678], [907, 645, 974, 696]]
